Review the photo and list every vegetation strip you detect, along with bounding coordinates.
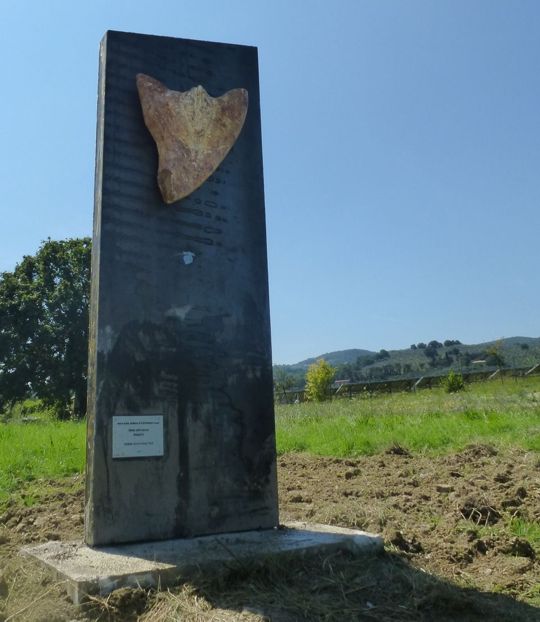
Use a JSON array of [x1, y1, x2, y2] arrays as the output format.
[[1, 376, 539, 506], [276, 376, 540, 456], [0, 422, 85, 505]]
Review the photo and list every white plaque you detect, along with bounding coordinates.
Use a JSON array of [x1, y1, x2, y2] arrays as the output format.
[[112, 415, 164, 458]]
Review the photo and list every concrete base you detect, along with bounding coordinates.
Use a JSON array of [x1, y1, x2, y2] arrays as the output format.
[[22, 522, 383, 604]]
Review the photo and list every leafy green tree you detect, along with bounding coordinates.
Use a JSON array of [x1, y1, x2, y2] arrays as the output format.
[[424, 346, 438, 364], [305, 359, 336, 402], [357, 355, 375, 368], [444, 339, 461, 347], [0, 238, 91, 417]]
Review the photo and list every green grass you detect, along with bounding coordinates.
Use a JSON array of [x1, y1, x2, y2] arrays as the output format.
[[0, 376, 539, 506], [275, 376, 540, 456], [0, 398, 58, 423], [508, 517, 540, 549], [0, 421, 86, 505]]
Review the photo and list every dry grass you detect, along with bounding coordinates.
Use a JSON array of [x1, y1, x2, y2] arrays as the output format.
[[79, 551, 539, 622]]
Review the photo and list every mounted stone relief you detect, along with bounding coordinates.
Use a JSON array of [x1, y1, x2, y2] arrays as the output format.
[[136, 74, 248, 203]]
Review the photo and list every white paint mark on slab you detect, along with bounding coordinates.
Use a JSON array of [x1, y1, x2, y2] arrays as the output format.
[[180, 251, 195, 265]]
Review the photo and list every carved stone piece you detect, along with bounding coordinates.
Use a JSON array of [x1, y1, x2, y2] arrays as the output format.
[[136, 74, 248, 203]]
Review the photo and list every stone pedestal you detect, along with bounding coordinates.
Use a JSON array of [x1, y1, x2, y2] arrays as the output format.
[[23, 523, 384, 604]]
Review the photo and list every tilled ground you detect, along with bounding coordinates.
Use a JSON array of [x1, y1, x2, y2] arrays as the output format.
[[278, 445, 540, 602], [0, 445, 539, 621]]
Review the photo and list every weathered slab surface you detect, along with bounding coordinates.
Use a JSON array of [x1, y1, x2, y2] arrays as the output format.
[[86, 31, 277, 546], [23, 523, 384, 604]]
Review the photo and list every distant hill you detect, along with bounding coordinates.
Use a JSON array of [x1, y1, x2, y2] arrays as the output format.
[[290, 348, 375, 370], [273, 336, 540, 388]]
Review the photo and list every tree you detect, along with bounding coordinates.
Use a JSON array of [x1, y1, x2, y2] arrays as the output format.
[[0, 238, 91, 417], [441, 370, 465, 393], [485, 340, 505, 369], [273, 367, 295, 402], [305, 359, 336, 402], [423, 345, 438, 363], [444, 339, 461, 347]]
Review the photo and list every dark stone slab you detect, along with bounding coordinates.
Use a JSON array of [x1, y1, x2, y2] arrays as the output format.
[[85, 31, 278, 546]]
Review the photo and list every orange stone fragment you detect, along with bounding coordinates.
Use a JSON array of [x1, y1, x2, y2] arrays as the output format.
[[136, 74, 248, 203]]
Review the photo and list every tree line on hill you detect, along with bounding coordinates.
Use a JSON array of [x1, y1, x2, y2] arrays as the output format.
[[338, 340, 506, 381], [274, 338, 539, 393]]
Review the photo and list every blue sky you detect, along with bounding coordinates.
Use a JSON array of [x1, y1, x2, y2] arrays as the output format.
[[1, 1, 539, 363]]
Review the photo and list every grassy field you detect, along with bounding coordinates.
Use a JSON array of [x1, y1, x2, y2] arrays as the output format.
[[0, 421, 85, 506], [0, 376, 539, 506], [276, 375, 540, 456]]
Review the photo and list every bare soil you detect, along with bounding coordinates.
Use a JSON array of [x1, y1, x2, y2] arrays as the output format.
[[278, 445, 540, 605], [1, 445, 539, 621]]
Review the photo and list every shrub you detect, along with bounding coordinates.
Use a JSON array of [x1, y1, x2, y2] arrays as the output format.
[[441, 371, 465, 393], [305, 359, 336, 402]]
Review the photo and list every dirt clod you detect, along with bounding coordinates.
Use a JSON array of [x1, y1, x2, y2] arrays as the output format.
[[106, 587, 147, 618], [473, 539, 490, 555], [515, 486, 528, 499], [504, 538, 536, 560], [459, 496, 501, 525], [463, 443, 499, 458], [389, 530, 423, 554], [385, 443, 411, 456]]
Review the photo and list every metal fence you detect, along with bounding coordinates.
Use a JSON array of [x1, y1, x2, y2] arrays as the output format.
[[275, 363, 540, 404]]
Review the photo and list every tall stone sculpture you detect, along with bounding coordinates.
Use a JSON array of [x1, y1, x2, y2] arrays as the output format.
[[85, 31, 278, 546]]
